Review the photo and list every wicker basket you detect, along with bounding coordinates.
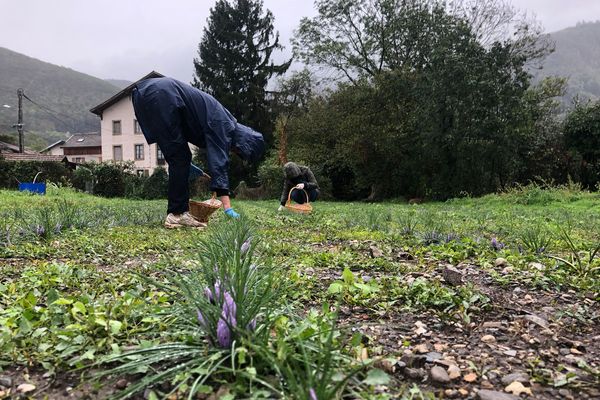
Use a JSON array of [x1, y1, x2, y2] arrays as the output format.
[[285, 187, 313, 214], [189, 193, 222, 223]]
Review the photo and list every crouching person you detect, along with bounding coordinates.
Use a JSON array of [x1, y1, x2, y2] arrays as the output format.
[[277, 162, 319, 212]]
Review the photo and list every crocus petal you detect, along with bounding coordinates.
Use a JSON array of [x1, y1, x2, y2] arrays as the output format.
[[197, 310, 205, 326], [217, 318, 231, 347], [240, 238, 251, 254], [247, 318, 256, 331], [309, 388, 318, 400], [216, 292, 237, 348]]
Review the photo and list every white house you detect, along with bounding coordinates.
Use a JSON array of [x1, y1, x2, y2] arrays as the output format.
[[90, 71, 169, 176]]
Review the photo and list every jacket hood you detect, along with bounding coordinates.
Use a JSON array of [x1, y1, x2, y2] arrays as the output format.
[[284, 162, 302, 179], [231, 123, 265, 163]]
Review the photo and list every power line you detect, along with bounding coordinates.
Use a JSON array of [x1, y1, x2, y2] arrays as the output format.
[[21, 92, 77, 131]]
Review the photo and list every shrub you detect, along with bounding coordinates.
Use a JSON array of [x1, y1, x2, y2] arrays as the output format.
[[93, 162, 132, 198], [142, 167, 168, 199], [0, 159, 72, 189]]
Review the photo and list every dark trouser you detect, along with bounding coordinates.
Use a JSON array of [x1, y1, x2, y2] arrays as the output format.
[[132, 88, 192, 215], [290, 188, 318, 204], [156, 136, 191, 215]]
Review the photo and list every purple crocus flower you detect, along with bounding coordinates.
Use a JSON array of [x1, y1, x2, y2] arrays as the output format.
[[309, 388, 318, 400], [197, 310, 205, 327], [204, 280, 221, 303], [216, 292, 237, 348], [491, 237, 505, 251]]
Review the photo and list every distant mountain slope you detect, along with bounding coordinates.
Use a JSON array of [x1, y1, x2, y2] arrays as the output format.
[[0, 47, 120, 138], [537, 21, 600, 103], [105, 79, 133, 89]]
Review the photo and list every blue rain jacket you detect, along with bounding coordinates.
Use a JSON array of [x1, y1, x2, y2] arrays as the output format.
[[132, 77, 265, 191]]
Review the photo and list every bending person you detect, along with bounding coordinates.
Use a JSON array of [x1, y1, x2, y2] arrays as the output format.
[[132, 77, 264, 228]]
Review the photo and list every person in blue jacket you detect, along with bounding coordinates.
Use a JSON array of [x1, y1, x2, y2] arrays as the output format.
[[132, 77, 265, 228]]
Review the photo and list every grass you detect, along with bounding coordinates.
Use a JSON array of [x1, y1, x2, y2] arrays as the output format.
[[0, 184, 599, 398]]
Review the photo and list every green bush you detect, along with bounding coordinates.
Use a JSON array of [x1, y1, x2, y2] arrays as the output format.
[[257, 160, 283, 198], [142, 167, 168, 199], [0, 158, 72, 189], [93, 162, 132, 198]]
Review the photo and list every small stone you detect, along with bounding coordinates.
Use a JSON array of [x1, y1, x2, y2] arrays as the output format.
[[434, 343, 448, 352], [501, 372, 529, 386], [504, 381, 532, 396], [405, 367, 427, 380], [523, 314, 549, 329], [443, 266, 463, 286], [477, 389, 518, 400], [463, 372, 478, 382], [115, 379, 128, 390], [17, 383, 36, 394], [503, 350, 517, 357], [558, 389, 570, 397], [482, 321, 503, 329], [570, 348, 583, 355], [445, 389, 459, 398], [495, 258, 508, 267], [458, 388, 469, 396], [425, 352, 443, 363], [415, 343, 429, 354], [481, 334, 496, 343], [559, 348, 571, 355], [0, 376, 12, 388], [448, 365, 462, 380], [369, 245, 384, 258], [501, 266, 514, 274], [528, 262, 544, 270], [430, 366, 450, 384]]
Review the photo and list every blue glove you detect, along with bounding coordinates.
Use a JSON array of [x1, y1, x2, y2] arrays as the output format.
[[189, 163, 206, 181], [224, 208, 240, 218]]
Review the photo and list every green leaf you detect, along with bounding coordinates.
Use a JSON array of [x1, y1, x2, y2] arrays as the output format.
[[53, 298, 73, 305], [364, 369, 390, 386], [72, 301, 86, 315], [328, 282, 344, 294], [109, 320, 123, 335], [342, 267, 354, 285]]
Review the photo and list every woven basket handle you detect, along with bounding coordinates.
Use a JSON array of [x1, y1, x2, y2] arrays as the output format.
[[287, 187, 310, 206]]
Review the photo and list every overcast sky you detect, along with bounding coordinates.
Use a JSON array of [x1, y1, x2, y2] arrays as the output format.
[[0, 0, 599, 83]]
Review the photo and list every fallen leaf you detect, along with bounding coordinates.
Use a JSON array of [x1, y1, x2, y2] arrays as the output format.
[[463, 372, 478, 382], [17, 384, 36, 394], [481, 334, 496, 343], [505, 381, 532, 396]]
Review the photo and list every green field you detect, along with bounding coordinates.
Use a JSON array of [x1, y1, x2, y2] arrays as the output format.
[[0, 186, 599, 399]]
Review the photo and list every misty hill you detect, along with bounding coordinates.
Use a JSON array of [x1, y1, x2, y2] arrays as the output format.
[[0, 47, 120, 141], [105, 79, 133, 89], [537, 21, 600, 103]]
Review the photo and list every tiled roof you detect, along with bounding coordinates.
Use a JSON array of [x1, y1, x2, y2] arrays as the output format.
[[90, 71, 164, 116], [63, 132, 101, 148], [0, 141, 36, 154], [1, 153, 69, 162]]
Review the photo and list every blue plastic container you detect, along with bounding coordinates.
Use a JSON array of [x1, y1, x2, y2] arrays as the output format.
[[19, 182, 46, 195]]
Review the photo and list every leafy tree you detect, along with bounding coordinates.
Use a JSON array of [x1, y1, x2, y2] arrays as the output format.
[[193, 0, 291, 140], [271, 69, 314, 164], [564, 101, 600, 189]]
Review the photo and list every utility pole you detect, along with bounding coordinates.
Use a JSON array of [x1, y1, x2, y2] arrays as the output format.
[[17, 88, 24, 153]]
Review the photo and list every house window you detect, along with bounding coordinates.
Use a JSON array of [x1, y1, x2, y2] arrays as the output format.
[[134, 144, 144, 160], [136, 169, 149, 177], [157, 147, 166, 166], [113, 145, 123, 161], [112, 120, 122, 135], [134, 119, 142, 134], [73, 157, 85, 163]]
